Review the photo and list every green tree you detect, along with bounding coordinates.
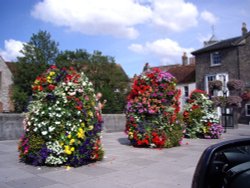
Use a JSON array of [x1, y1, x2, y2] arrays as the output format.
[[12, 30, 59, 112], [56, 50, 130, 113]]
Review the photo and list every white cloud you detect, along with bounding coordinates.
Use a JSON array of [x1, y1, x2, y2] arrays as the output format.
[[31, 0, 152, 39], [0, 39, 24, 61], [201, 10, 218, 25], [150, 0, 199, 31], [31, 0, 199, 38], [129, 38, 194, 64]]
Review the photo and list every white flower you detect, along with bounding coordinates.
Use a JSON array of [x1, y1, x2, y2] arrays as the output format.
[[42, 131, 48, 135], [49, 126, 55, 132], [55, 121, 60, 125], [68, 91, 76, 96], [82, 82, 86, 86], [78, 88, 83, 93]]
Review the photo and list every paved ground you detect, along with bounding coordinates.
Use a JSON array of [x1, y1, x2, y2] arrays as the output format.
[[0, 125, 250, 188]]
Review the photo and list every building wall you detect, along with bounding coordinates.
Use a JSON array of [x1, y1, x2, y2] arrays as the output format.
[[238, 35, 250, 87], [177, 82, 196, 111], [0, 58, 13, 112], [195, 47, 239, 90]]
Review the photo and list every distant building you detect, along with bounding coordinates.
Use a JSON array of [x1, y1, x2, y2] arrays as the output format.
[[151, 52, 196, 111], [192, 23, 250, 124], [0, 56, 15, 112]]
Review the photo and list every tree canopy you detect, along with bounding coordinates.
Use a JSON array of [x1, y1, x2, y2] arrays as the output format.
[[12, 30, 129, 113], [12, 30, 59, 112], [56, 50, 130, 113]]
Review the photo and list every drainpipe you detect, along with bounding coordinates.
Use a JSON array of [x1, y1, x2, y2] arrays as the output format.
[[237, 47, 240, 80]]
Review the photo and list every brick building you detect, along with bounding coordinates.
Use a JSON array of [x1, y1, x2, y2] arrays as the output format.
[[0, 56, 15, 112], [192, 23, 250, 124]]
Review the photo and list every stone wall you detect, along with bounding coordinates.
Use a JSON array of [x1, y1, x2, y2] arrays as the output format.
[[0, 113, 24, 140], [0, 113, 126, 140], [0, 58, 14, 112]]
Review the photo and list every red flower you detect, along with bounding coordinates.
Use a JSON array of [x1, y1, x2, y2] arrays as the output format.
[[191, 105, 199, 110], [50, 65, 57, 69], [48, 84, 56, 91]]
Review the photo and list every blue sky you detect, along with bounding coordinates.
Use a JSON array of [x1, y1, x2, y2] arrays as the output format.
[[1, 0, 250, 77]]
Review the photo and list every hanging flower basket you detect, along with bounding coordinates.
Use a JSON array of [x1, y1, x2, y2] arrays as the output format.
[[227, 79, 244, 91], [226, 95, 242, 108], [209, 80, 222, 91], [241, 91, 250, 101]]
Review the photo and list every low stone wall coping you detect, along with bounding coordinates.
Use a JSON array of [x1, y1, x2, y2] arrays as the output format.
[[0, 113, 126, 140]]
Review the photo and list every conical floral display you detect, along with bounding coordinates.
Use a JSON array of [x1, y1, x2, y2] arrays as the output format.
[[18, 66, 104, 166], [183, 89, 223, 139], [125, 68, 183, 148]]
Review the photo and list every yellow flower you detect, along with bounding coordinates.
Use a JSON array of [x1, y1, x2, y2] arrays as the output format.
[[77, 128, 85, 139], [81, 122, 85, 127], [87, 111, 93, 117], [49, 71, 55, 76], [71, 147, 75, 152], [64, 145, 72, 155], [67, 134, 72, 139], [88, 125, 94, 131], [60, 142, 64, 146], [128, 132, 133, 139], [34, 79, 39, 84], [69, 139, 75, 145], [47, 76, 52, 83]]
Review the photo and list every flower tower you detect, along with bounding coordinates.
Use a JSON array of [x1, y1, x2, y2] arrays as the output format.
[[18, 66, 104, 166], [183, 89, 223, 139], [125, 68, 183, 148]]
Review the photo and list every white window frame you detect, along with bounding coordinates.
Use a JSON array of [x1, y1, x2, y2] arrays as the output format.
[[205, 74, 216, 94], [205, 73, 229, 95], [245, 104, 250, 116], [210, 51, 221, 66]]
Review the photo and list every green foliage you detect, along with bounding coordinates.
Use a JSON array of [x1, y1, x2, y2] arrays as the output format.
[[12, 30, 59, 112], [56, 50, 130, 113], [12, 86, 29, 112]]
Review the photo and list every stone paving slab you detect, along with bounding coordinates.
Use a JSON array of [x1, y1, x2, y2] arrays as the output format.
[[0, 124, 250, 188]]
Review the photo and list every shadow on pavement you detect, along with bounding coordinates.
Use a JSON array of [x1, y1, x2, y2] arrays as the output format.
[[117, 137, 131, 146]]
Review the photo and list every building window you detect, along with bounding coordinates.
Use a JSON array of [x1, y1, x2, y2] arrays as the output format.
[[205, 74, 216, 93], [245, 104, 250, 116], [210, 52, 221, 66], [184, 86, 189, 98]]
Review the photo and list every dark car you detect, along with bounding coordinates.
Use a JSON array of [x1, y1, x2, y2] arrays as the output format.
[[192, 138, 250, 188]]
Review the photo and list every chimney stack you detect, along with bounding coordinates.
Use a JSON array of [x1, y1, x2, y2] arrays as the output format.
[[182, 52, 188, 66], [242, 22, 248, 36]]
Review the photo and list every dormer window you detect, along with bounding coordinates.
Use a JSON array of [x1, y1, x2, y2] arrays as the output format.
[[210, 51, 221, 66]]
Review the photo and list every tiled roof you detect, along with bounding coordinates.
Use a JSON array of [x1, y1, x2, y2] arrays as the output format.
[[168, 64, 195, 84], [151, 64, 195, 84], [192, 31, 250, 55], [5, 62, 17, 74]]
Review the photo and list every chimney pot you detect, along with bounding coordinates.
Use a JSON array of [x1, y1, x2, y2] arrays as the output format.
[[182, 52, 188, 65], [242, 22, 248, 36]]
